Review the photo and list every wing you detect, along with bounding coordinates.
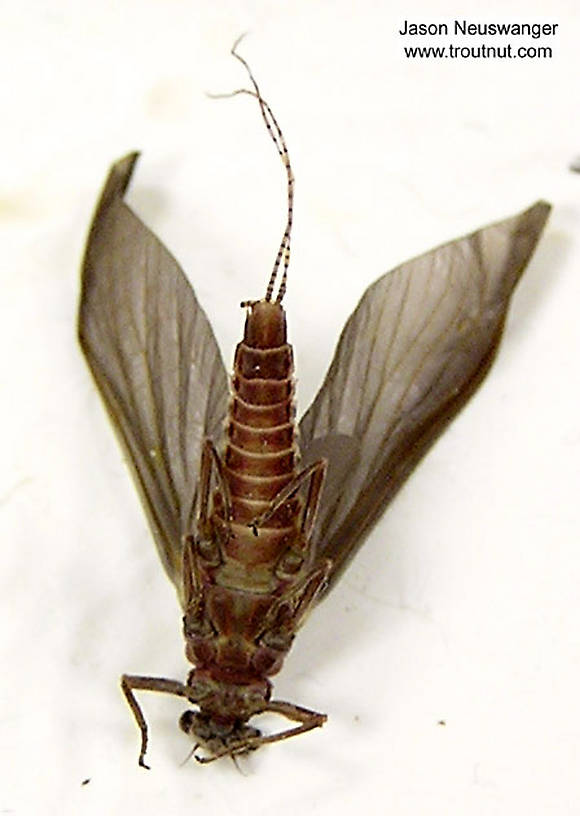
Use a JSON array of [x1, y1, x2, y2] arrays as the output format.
[[78, 153, 229, 596], [300, 201, 551, 595]]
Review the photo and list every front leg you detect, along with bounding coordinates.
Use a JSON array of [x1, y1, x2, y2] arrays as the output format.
[[120, 674, 192, 768], [195, 700, 327, 764]]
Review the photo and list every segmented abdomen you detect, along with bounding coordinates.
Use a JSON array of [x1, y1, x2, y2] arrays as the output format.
[[223, 300, 299, 529]]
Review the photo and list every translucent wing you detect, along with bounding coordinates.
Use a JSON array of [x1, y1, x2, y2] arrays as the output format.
[[78, 154, 229, 594], [300, 201, 550, 595]]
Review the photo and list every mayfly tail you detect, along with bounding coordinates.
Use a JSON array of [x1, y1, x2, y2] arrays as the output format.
[[215, 36, 295, 304]]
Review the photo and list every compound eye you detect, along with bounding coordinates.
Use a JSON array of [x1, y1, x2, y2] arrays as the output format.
[[179, 710, 196, 734]]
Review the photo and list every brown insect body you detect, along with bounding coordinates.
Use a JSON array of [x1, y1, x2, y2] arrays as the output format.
[[180, 300, 329, 753], [78, 42, 551, 766]]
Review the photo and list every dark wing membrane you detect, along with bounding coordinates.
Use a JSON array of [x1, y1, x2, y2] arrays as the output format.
[[300, 201, 550, 595], [78, 154, 229, 596]]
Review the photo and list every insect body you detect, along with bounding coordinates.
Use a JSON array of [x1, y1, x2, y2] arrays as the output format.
[[175, 293, 331, 761], [78, 46, 550, 765]]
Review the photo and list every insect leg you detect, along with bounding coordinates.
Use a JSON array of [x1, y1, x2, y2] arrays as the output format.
[[300, 460, 326, 540], [193, 439, 232, 570], [194, 700, 327, 763], [198, 438, 232, 533], [251, 459, 327, 541], [182, 533, 202, 607], [120, 674, 192, 768], [264, 558, 332, 631]]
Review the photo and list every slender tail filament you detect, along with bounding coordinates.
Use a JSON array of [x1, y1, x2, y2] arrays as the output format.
[[212, 36, 295, 304]]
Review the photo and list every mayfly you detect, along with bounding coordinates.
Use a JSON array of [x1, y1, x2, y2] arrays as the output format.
[[78, 42, 551, 766]]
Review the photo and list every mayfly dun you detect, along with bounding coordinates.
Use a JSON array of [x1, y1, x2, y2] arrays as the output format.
[[78, 41, 551, 766]]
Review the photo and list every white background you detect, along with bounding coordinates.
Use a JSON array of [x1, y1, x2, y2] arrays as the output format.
[[2, 1, 579, 814]]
